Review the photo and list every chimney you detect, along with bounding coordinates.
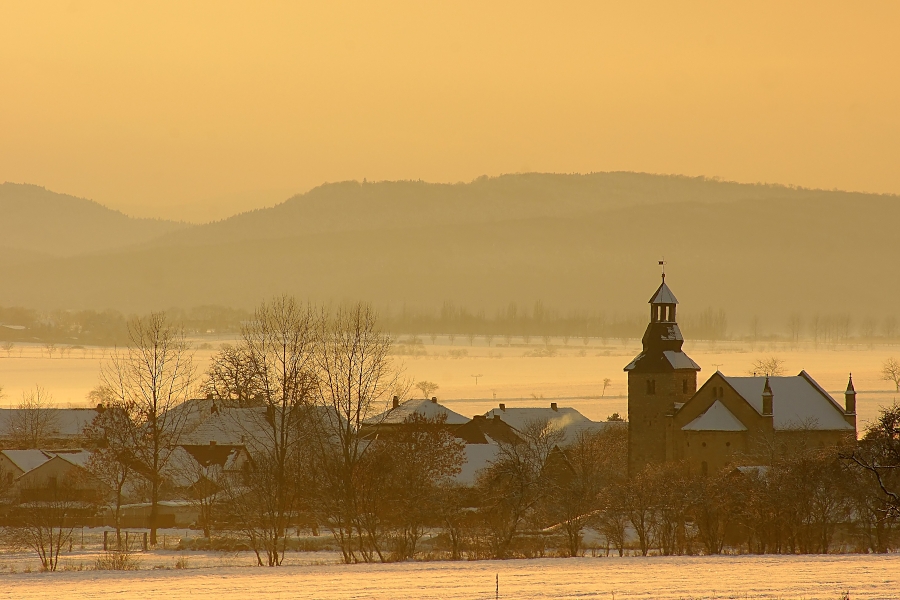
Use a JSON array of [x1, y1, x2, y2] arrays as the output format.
[[392, 396, 399, 409], [209, 440, 217, 446], [762, 377, 773, 417], [499, 403, 506, 411], [845, 373, 856, 415], [550, 402, 558, 411], [431, 396, 438, 404]]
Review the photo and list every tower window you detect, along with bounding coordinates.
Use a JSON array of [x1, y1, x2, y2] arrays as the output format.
[[646, 379, 656, 395]]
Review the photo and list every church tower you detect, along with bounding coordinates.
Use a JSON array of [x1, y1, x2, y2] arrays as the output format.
[[624, 270, 700, 475]]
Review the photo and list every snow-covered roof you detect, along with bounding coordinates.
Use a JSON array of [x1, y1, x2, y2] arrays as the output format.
[[181, 405, 345, 448], [181, 407, 265, 446], [163, 446, 206, 488], [0, 408, 98, 438], [682, 400, 747, 432], [364, 398, 470, 426], [1, 449, 51, 473], [455, 437, 500, 485], [663, 350, 701, 371], [52, 449, 93, 469], [482, 406, 615, 446], [649, 281, 678, 304], [722, 372, 853, 431]]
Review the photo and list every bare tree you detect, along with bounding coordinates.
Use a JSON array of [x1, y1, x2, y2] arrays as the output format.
[[5, 385, 59, 449], [601, 378, 612, 397], [882, 357, 900, 392], [476, 419, 564, 558], [788, 313, 802, 346], [213, 296, 319, 566], [414, 380, 439, 399], [312, 303, 403, 563], [10, 474, 96, 571], [83, 401, 137, 549], [1, 341, 14, 358], [749, 356, 786, 377], [546, 427, 626, 557], [97, 312, 196, 546], [43, 342, 57, 359]]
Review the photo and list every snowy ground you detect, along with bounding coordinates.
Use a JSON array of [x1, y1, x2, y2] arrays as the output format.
[[2, 554, 899, 599]]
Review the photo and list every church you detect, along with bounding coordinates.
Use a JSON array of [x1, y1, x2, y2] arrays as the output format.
[[625, 272, 857, 476]]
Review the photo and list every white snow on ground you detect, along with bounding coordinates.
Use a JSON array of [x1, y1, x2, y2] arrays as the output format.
[[2, 554, 899, 599]]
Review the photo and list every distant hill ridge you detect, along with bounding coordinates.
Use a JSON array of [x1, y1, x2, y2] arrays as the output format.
[[0, 183, 187, 258], [1, 173, 897, 323]]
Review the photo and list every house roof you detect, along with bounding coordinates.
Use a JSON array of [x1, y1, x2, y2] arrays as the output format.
[[365, 398, 470, 426], [482, 405, 616, 446], [682, 400, 747, 432], [455, 437, 501, 485], [52, 449, 93, 469], [1, 449, 51, 473], [649, 281, 678, 305], [722, 371, 853, 431], [0, 408, 98, 438]]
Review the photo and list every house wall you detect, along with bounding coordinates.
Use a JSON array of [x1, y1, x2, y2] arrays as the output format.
[[0, 454, 25, 484]]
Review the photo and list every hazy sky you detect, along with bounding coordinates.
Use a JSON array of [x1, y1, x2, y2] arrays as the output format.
[[2, 2, 898, 222]]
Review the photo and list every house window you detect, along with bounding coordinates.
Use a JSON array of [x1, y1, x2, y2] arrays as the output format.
[[647, 379, 656, 395]]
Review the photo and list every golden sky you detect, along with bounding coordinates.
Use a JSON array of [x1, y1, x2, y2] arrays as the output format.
[[1, 2, 898, 221]]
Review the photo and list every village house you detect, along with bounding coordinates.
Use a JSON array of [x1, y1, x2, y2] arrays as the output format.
[[361, 396, 470, 438], [0, 407, 99, 448], [625, 273, 857, 475]]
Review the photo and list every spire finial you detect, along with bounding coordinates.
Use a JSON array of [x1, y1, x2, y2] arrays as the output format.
[[659, 257, 666, 281], [846, 373, 856, 393]]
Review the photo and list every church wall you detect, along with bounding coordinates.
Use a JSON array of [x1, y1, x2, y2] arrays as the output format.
[[628, 368, 696, 475], [681, 430, 748, 474]]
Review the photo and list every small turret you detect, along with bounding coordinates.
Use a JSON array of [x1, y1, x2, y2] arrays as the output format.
[[845, 374, 856, 415], [762, 377, 773, 416]]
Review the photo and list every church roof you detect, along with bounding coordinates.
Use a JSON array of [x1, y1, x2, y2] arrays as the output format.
[[683, 400, 747, 432], [649, 280, 678, 305], [722, 371, 853, 431], [663, 350, 701, 370], [624, 349, 700, 371]]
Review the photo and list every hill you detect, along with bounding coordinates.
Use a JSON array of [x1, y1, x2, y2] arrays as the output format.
[[0, 173, 896, 332], [0, 183, 188, 258]]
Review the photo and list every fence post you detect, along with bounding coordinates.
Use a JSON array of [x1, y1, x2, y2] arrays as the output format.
[[143, 532, 148, 552], [103, 530, 108, 551]]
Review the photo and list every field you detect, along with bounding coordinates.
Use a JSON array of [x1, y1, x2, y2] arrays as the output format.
[[2, 553, 899, 599], [2, 337, 898, 428]]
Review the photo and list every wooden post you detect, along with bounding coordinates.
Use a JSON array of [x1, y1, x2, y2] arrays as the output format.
[[103, 530, 108, 551], [143, 532, 148, 551]]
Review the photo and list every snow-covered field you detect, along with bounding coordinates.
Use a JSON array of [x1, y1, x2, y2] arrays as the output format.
[[2, 554, 899, 599]]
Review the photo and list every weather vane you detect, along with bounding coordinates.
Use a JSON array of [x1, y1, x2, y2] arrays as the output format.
[[659, 257, 666, 280]]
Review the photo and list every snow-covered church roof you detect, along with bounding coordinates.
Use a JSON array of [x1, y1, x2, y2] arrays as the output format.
[[722, 371, 853, 431], [682, 400, 747, 432]]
